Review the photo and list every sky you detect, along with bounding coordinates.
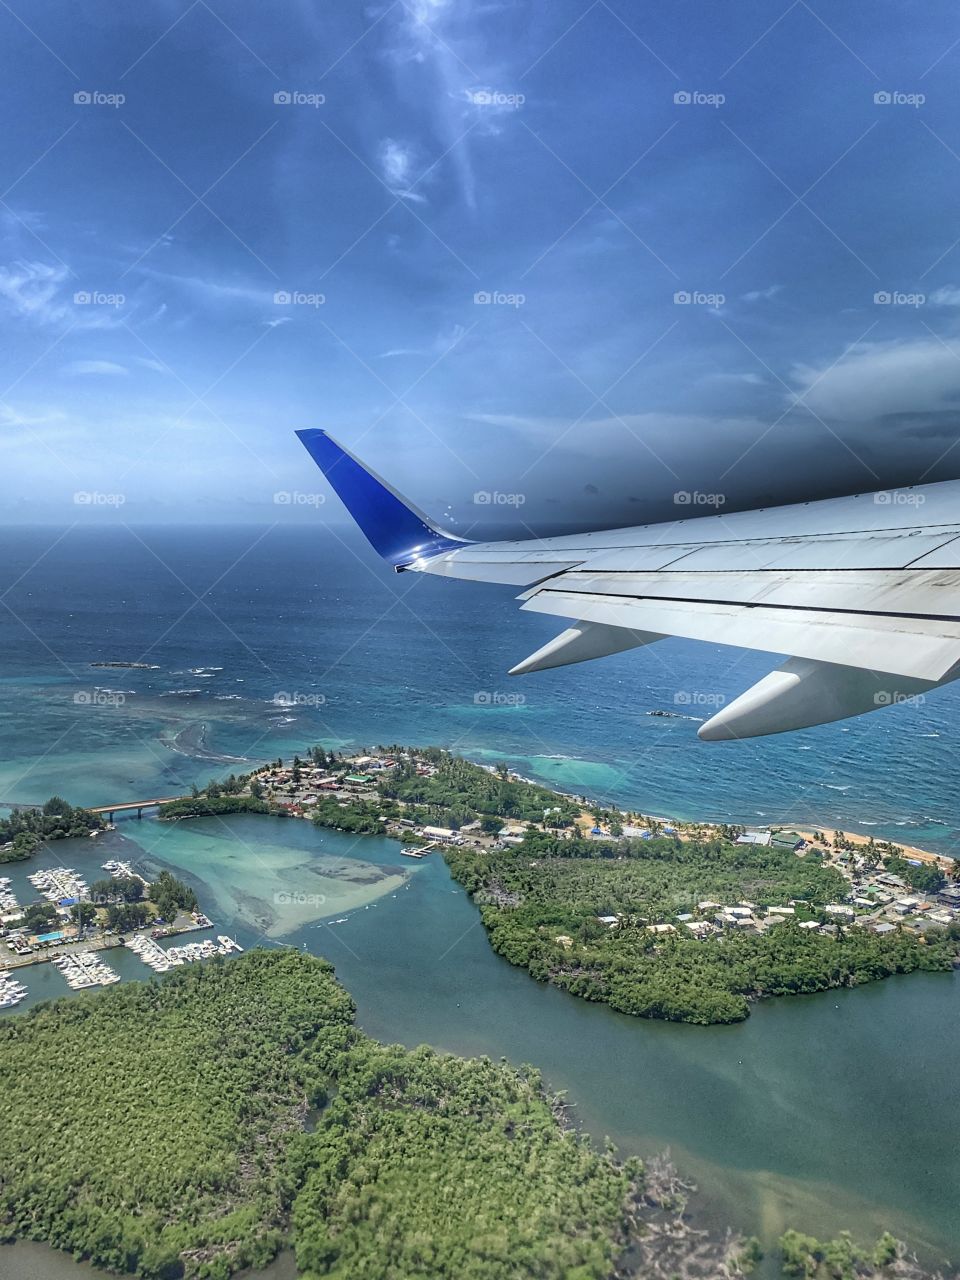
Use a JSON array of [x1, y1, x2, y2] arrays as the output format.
[[2, 0, 960, 529]]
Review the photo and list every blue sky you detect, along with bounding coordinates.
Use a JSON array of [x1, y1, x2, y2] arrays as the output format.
[[3, 0, 960, 527]]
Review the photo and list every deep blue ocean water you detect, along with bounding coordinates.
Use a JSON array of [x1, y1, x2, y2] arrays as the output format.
[[0, 525, 956, 854]]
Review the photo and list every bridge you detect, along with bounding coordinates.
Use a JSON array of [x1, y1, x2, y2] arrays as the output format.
[[89, 796, 187, 821]]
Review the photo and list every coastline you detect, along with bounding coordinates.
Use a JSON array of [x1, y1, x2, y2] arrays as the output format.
[[491, 763, 954, 869]]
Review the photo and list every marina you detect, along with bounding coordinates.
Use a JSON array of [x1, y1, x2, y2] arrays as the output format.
[[51, 951, 120, 989], [27, 866, 88, 906], [0, 971, 27, 1008], [126, 933, 243, 972]]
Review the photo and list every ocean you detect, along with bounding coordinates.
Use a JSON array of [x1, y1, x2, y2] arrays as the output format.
[[0, 525, 956, 850]]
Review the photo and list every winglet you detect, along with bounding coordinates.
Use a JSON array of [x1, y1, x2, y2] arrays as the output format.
[[296, 429, 470, 568]]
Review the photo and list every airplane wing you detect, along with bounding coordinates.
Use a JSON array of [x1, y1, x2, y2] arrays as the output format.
[[297, 428, 960, 741]]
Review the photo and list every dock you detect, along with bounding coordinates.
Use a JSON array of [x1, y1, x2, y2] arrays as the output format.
[[401, 841, 438, 859]]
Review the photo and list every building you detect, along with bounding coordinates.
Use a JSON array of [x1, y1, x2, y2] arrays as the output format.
[[893, 897, 921, 915], [736, 831, 772, 846], [420, 826, 461, 844]]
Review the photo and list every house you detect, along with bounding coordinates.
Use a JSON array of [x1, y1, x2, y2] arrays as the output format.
[[683, 921, 716, 939], [872, 921, 897, 936], [798, 920, 821, 931], [928, 910, 954, 926], [824, 904, 855, 919], [877, 873, 907, 888], [647, 923, 676, 935]]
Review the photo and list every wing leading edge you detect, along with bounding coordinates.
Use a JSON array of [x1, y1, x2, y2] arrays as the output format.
[[298, 429, 960, 740]]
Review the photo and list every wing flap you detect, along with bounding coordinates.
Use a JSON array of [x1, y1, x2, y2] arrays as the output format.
[[530, 567, 960, 618], [521, 587, 960, 680]]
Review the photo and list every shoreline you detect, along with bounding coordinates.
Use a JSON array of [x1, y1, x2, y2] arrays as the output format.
[[489, 762, 955, 869]]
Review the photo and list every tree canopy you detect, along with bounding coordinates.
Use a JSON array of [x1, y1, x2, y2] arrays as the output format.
[[0, 949, 642, 1280]]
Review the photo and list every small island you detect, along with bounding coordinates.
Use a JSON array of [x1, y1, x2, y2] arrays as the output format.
[[154, 746, 960, 1025]]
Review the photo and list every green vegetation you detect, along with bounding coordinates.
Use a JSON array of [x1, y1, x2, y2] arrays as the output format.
[[883, 855, 946, 895], [0, 949, 642, 1280], [444, 833, 960, 1024], [779, 1229, 908, 1279], [0, 796, 104, 861], [377, 748, 582, 828], [149, 869, 199, 922], [158, 793, 276, 821], [311, 795, 384, 834]]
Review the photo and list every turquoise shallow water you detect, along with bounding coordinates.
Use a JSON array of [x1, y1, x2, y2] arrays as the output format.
[[1, 526, 958, 1276]]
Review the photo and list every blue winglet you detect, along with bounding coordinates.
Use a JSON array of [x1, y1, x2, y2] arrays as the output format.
[[296, 429, 469, 568]]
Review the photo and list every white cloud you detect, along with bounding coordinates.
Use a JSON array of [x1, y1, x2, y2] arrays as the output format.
[[791, 337, 960, 420], [0, 260, 127, 329], [61, 360, 128, 376], [378, 139, 427, 202], [0, 260, 72, 325], [379, 322, 466, 359], [741, 284, 782, 303], [708, 371, 766, 385], [930, 286, 960, 307], [135, 266, 275, 306]]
